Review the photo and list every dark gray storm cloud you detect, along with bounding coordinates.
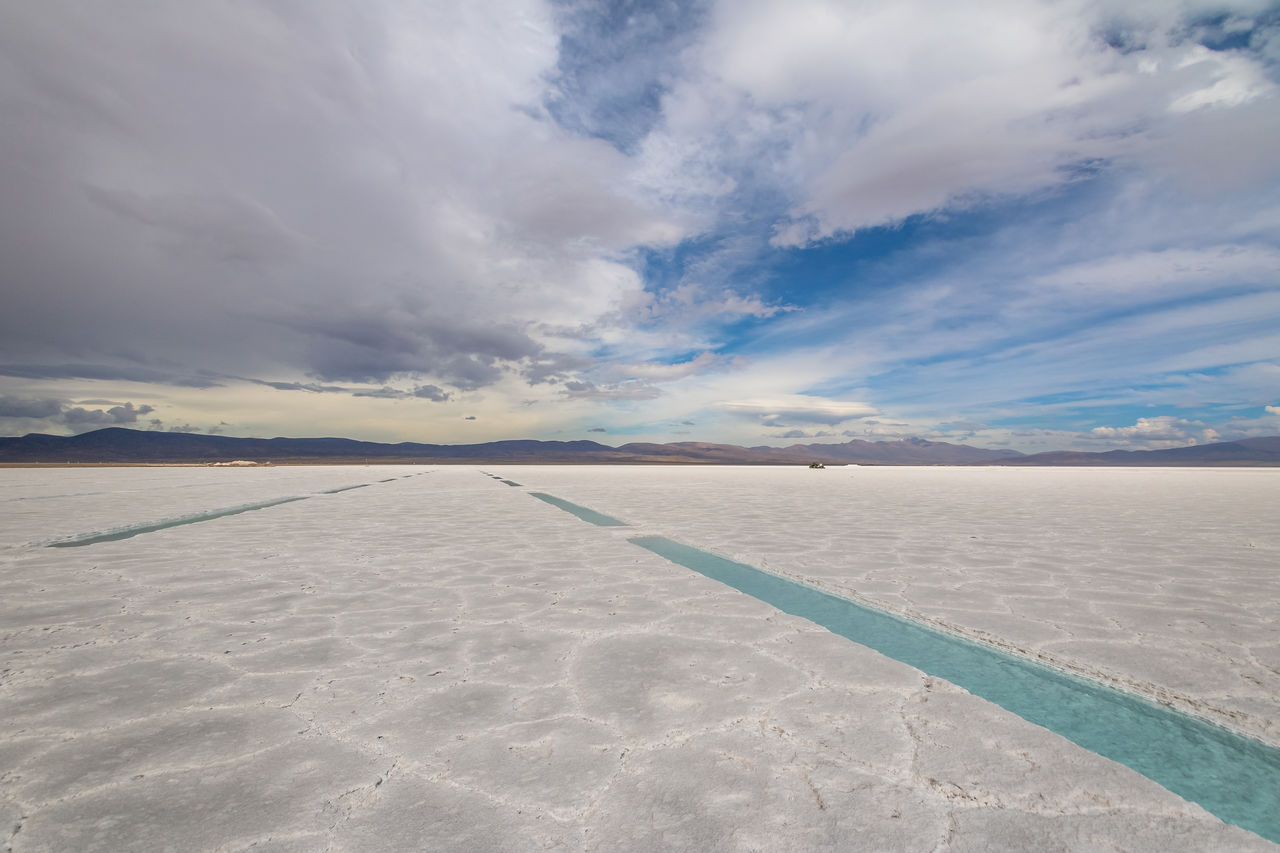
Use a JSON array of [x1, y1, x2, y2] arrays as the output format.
[[351, 387, 411, 399], [352, 385, 446, 400], [62, 401, 154, 427], [0, 2, 670, 400], [0, 399, 162, 435], [286, 311, 545, 387], [0, 396, 64, 419], [0, 395, 168, 435], [238, 376, 452, 401], [523, 352, 595, 385], [245, 379, 349, 394], [0, 364, 223, 388], [412, 385, 451, 402]]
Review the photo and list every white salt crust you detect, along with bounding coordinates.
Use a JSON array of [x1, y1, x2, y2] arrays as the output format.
[[504, 464, 1280, 748], [1, 465, 1275, 851]]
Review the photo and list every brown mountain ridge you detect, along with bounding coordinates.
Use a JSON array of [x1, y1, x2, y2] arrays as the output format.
[[3, 427, 1279, 466]]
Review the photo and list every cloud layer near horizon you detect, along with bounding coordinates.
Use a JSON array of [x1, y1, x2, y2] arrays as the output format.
[[1, 1, 1277, 450]]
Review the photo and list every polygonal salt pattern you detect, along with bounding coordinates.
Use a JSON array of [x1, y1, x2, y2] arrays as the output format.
[[2, 466, 1275, 851]]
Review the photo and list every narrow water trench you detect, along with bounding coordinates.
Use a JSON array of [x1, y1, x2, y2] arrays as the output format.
[[528, 492, 627, 526], [518, 488, 1279, 843], [45, 475, 411, 548], [46, 496, 312, 547], [628, 535, 1280, 844]]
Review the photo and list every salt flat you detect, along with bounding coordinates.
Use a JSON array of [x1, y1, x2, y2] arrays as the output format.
[[0, 466, 385, 552], [1, 465, 1276, 851], [504, 465, 1280, 747]]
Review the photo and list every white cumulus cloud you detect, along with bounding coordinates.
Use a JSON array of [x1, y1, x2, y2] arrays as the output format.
[[1088, 415, 1219, 447]]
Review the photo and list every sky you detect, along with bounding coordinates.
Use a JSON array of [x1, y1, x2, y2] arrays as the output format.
[[1, 1, 1279, 452]]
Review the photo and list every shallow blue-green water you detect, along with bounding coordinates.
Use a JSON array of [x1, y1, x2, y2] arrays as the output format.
[[43, 474, 422, 548], [529, 492, 627, 526], [46, 496, 311, 547], [630, 535, 1280, 844]]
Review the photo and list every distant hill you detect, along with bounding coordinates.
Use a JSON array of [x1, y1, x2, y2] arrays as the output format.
[[766, 436, 1022, 465], [988, 436, 1280, 466], [0, 428, 798, 464], [1, 427, 1278, 466], [0, 428, 631, 464]]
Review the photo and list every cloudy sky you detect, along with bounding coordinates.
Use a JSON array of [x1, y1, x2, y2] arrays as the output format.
[[2, 1, 1278, 451]]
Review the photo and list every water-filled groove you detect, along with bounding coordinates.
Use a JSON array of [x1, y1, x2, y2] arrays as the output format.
[[47, 476, 395, 547], [628, 534, 1280, 844], [529, 492, 627, 527], [47, 497, 311, 548]]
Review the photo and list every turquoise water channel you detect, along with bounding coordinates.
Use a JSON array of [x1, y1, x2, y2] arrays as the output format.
[[628, 535, 1280, 843], [46, 475, 413, 547], [46, 496, 311, 547], [529, 492, 627, 526]]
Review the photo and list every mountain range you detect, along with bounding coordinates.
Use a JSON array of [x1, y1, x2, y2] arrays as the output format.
[[2, 427, 1280, 466]]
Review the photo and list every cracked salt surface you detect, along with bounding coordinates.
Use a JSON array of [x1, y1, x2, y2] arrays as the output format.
[[506, 464, 1280, 748], [624, 534, 1280, 842], [30, 472, 427, 548], [2, 465, 1277, 851], [0, 467, 427, 552]]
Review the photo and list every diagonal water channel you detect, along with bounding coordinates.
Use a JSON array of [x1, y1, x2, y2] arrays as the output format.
[[46, 496, 312, 547], [45, 474, 419, 548], [528, 492, 626, 526], [320, 483, 371, 494], [523, 490, 1280, 841], [628, 534, 1280, 844], [480, 473, 523, 487]]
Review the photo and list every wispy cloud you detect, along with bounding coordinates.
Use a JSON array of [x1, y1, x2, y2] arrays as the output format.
[[714, 395, 878, 426]]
